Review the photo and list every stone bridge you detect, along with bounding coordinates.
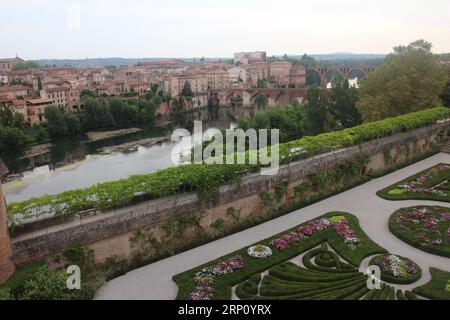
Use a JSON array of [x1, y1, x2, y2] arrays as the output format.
[[215, 88, 308, 107], [308, 66, 376, 87]]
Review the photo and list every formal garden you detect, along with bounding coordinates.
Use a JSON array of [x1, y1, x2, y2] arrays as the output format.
[[378, 163, 450, 202], [173, 212, 450, 300]]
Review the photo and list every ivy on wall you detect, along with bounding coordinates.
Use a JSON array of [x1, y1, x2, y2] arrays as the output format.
[[7, 107, 450, 228]]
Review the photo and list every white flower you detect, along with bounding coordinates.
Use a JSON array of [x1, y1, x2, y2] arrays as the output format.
[[247, 245, 273, 259]]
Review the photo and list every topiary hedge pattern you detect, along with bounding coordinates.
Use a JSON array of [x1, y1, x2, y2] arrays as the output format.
[[235, 244, 422, 300], [413, 268, 450, 300], [173, 212, 390, 300]]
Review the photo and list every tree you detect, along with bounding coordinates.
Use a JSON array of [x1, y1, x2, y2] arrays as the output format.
[[181, 81, 193, 97], [303, 86, 334, 135], [237, 103, 304, 142], [357, 40, 449, 122], [170, 97, 185, 125], [306, 70, 322, 86], [329, 76, 361, 128], [440, 66, 450, 107], [298, 54, 317, 68], [0, 105, 14, 127], [37, 75, 43, 91], [0, 126, 26, 150], [80, 89, 96, 99], [44, 106, 67, 137], [137, 99, 156, 126], [13, 112, 25, 129], [63, 112, 81, 135], [109, 98, 139, 128], [82, 98, 115, 130], [254, 93, 268, 108], [12, 61, 39, 71]]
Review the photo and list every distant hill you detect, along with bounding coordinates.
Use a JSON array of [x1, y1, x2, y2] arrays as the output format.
[[309, 53, 386, 60], [34, 57, 167, 68], [34, 53, 388, 68]]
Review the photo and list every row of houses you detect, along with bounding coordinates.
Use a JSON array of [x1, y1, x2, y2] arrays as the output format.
[[0, 52, 308, 125]]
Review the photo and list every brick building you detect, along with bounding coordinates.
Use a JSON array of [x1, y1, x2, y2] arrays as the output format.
[[0, 158, 14, 284], [0, 57, 25, 73]]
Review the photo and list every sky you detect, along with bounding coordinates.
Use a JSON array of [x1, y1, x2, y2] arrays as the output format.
[[1, 0, 450, 60]]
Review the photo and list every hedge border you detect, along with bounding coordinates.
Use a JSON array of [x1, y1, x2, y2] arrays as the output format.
[[413, 268, 450, 300], [368, 254, 422, 285], [173, 212, 388, 300], [388, 206, 450, 258], [377, 163, 450, 202], [9, 107, 450, 226]]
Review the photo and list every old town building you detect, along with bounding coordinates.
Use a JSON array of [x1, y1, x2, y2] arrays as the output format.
[[0, 57, 25, 73]]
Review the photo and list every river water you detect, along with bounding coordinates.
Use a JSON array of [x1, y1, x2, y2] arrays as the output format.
[[2, 105, 256, 204]]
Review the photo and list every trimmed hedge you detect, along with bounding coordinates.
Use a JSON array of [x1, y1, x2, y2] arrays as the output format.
[[368, 255, 422, 285], [377, 163, 450, 202], [173, 212, 388, 300], [413, 268, 450, 300], [8, 107, 450, 226], [388, 206, 450, 258]]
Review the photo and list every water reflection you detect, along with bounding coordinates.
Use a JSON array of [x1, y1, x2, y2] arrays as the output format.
[[3, 106, 249, 203]]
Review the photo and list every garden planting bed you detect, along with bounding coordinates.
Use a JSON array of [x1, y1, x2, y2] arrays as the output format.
[[368, 254, 421, 285], [173, 212, 442, 300], [389, 206, 450, 258], [377, 163, 450, 202]]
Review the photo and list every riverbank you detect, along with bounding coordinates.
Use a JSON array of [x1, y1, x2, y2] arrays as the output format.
[[86, 128, 143, 142], [97, 135, 170, 155]]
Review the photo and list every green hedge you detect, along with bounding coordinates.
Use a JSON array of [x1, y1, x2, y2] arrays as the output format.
[[368, 255, 422, 285], [413, 268, 450, 300], [8, 107, 450, 226], [173, 212, 387, 300], [388, 206, 450, 258], [377, 164, 450, 202]]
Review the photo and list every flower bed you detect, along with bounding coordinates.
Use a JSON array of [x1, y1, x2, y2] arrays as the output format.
[[389, 206, 450, 258], [236, 244, 422, 300], [247, 245, 272, 259], [188, 256, 244, 300], [369, 254, 421, 284], [378, 164, 450, 202], [269, 216, 360, 251], [174, 212, 388, 300]]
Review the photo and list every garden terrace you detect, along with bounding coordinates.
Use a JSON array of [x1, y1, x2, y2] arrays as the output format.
[[389, 206, 450, 258], [235, 246, 421, 300], [173, 212, 438, 300], [378, 163, 450, 202], [8, 107, 450, 228]]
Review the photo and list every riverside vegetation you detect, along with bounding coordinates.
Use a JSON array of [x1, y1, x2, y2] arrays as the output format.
[[7, 107, 450, 228]]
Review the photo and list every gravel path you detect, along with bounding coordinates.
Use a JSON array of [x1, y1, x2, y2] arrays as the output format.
[[95, 153, 450, 300]]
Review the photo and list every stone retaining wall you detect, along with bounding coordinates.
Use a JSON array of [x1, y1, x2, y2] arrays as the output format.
[[10, 122, 449, 265]]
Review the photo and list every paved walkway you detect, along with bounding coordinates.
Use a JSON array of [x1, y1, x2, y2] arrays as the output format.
[[95, 153, 450, 300]]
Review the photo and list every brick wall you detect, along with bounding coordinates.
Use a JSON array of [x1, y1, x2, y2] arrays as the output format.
[[0, 187, 15, 284]]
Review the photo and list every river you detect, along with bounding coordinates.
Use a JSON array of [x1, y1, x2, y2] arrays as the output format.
[[2, 105, 258, 204]]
